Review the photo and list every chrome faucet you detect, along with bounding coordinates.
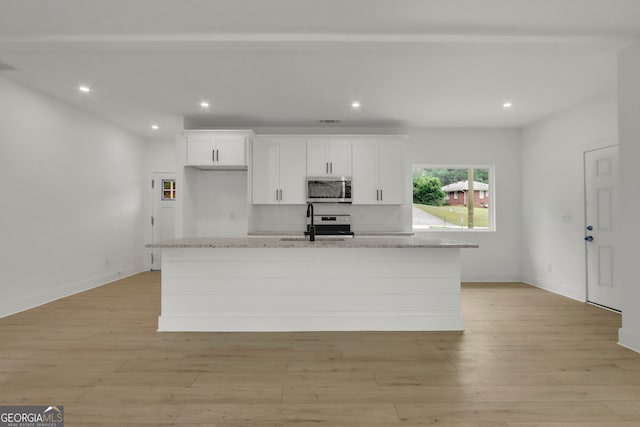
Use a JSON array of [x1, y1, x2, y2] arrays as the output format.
[[305, 203, 315, 241]]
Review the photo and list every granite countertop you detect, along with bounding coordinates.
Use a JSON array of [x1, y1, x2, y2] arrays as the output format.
[[146, 236, 479, 249], [248, 231, 415, 237]]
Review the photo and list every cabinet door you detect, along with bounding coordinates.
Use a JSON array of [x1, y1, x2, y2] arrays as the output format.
[[252, 141, 280, 204], [352, 143, 380, 204], [215, 137, 246, 166], [306, 141, 329, 176], [327, 139, 352, 176], [186, 135, 217, 165], [278, 142, 307, 204], [378, 142, 404, 205], [307, 139, 352, 176]]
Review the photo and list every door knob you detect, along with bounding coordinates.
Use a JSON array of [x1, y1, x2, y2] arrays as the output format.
[[586, 225, 593, 231], [584, 236, 594, 242]]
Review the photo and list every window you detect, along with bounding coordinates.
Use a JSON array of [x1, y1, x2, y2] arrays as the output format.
[[162, 179, 176, 200], [412, 166, 494, 231]]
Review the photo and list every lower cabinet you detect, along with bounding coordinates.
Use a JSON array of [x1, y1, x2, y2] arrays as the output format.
[[252, 138, 306, 204]]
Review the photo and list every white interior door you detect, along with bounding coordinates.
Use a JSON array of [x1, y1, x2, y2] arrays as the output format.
[[151, 172, 176, 270], [584, 145, 620, 311]]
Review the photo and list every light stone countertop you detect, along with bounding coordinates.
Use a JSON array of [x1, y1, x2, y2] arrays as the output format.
[[146, 236, 479, 249], [247, 231, 415, 237]]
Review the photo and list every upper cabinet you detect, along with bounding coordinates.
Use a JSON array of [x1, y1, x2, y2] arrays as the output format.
[[253, 137, 307, 205], [307, 138, 351, 177], [184, 130, 251, 169], [352, 138, 405, 205]]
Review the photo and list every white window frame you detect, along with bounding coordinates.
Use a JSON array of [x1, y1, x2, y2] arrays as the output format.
[[161, 179, 176, 201], [412, 164, 496, 232]]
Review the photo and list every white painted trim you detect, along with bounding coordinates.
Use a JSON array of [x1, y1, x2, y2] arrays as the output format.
[[618, 328, 640, 353], [1, 34, 633, 48], [522, 277, 586, 302], [158, 313, 465, 332], [462, 273, 522, 282], [0, 266, 145, 319], [580, 137, 618, 154]]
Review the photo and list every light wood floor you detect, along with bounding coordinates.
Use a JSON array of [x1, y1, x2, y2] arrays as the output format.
[[1, 272, 640, 426]]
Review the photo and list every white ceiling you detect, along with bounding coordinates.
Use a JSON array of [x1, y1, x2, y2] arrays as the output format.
[[1, 0, 639, 138]]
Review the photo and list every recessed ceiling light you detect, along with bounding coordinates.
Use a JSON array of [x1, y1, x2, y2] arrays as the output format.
[[200, 101, 210, 108], [503, 101, 513, 108], [351, 101, 361, 109], [78, 85, 91, 93], [151, 124, 159, 130]]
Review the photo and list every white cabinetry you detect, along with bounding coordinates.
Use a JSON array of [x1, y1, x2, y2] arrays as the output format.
[[253, 137, 306, 204], [184, 131, 247, 169], [307, 138, 351, 176], [352, 139, 405, 205], [176, 130, 253, 239]]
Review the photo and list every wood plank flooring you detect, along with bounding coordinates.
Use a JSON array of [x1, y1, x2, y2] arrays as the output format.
[[1, 272, 640, 426]]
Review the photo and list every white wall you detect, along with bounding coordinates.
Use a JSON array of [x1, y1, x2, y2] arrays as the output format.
[[185, 168, 249, 237], [521, 92, 618, 301], [250, 204, 406, 234], [618, 41, 640, 352], [409, 128, 522, 282], [0, 75, 146, 318]]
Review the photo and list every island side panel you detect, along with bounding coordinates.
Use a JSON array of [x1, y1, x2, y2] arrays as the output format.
[[158, 247, 463, 332]]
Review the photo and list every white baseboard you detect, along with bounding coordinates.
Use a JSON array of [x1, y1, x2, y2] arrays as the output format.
[[158, 312, 465, 332], [521, 276, 585, 302], [0, 266, 145, 319], [461, 272, 521, 282], [619, 328, 640, 353]]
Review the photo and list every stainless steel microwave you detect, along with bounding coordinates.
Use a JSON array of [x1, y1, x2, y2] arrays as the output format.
[[306, 177, 352, 203]]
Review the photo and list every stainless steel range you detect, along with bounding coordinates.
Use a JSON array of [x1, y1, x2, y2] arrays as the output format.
[[307, 214, 354, 237]]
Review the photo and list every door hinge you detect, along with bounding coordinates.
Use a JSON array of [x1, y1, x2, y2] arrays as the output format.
[[151, 216, 154, 226]]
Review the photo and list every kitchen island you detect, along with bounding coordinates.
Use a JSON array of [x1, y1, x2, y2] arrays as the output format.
[[147, 236, 478, 332]]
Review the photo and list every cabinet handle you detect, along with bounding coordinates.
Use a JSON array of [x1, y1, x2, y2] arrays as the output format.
[[330, 162, 333, 174], [380, 189, 383, 201], [279, 189, 283, 201], [376, 189, 380, 200], [212, 149, 216, 163], [326, 162, 329, 174], [216, 149, 219, 162], [276, 189, 279, 201]]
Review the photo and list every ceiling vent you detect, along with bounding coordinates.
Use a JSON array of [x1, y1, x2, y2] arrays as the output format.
[[318, 119, 341, 124], [0, 61, 17, 71]]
